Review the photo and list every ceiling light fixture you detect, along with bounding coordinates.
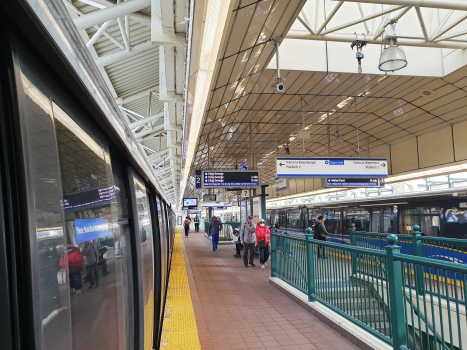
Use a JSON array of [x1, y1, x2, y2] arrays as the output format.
[[379, 20, 407, 72]]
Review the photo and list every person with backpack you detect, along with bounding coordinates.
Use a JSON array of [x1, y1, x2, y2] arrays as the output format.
[[183, 216, 191, 237], [194, 215, 200, 232], [81, 241, 99, 289], [208, 216, 222, 251], [313, 215, 328, 258], [67, 246, 83, 295], [255, 218, 271, 270]]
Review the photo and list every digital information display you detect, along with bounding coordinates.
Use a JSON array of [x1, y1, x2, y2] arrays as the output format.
[[75, 218, 110, 244], [276, 157, 388, 178], [203, 194, 217, 201], [63, 186, 116, 210], [183, 198, 198, 209], [202, 170, 260, 188], [323, 178, 384, 188]]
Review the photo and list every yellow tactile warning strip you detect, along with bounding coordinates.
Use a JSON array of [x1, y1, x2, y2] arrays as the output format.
[[160, 227, 201, 350]]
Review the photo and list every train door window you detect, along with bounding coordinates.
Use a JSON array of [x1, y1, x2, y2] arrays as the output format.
[[308, 209, 318, 228], [53, 102, 124, 350], [11, 44, 72, 349], [371, 209, 381, 232], [113, 169, 134, 349], [383, 208, 394, 234], [345, 208, 370, 232], [287, 209, 300, 230], [402, 207, 440, 236], [300, 208, 308, 231], [130, 176, 154, 350], [155, 195, 167, 317]]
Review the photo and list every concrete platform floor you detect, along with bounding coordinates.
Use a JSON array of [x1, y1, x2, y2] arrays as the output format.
[[181, 230, 361, 350]]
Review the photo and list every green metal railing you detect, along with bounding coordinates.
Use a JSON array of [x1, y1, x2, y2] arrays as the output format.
[[352, 226, 467, 265], [271, 232, 467, 350], [204, 221, 240, 241]]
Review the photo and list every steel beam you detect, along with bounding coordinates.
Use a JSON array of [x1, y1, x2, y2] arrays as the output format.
[[94, 40, 155, 67], [286, 31, 467, 49], [77, 0, 151, 26], [332, 0, 467, 11], [129, 111, 164, 128], [115, 86, 159, 105], [74, 0, 151, 30]]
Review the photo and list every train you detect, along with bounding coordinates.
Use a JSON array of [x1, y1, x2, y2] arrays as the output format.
[[266, 187, 467, 244], [0, 3, 175, 350]]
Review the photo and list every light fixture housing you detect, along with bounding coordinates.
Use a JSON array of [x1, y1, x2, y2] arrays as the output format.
[[379, 45, 407, 72]]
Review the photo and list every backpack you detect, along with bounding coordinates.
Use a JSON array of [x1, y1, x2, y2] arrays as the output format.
[[184, 220, 190, 228]]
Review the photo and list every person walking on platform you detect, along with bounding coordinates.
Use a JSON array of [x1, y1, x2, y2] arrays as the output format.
[[255, 218, 271, 270], [240, 216, 256, 267], [314, 215, 328, 258], [81, 241, 99, 288], [209, 216, 222, 251], [194, 215, 200, 232], [183, 216, 191, 237]]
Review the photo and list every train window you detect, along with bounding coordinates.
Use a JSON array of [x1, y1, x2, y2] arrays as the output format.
[[155, 195, 167, 320], [402, 207, 440, 236], [113, 170, 134, 348], [371, 209, 381, 232], [12, 48, 73, 348], [131, 178, 154, 349], [53, 102, 125, 349], [288, 209, 300, 229], [345, 208, 370, 232], [383, 208, 394, 234]]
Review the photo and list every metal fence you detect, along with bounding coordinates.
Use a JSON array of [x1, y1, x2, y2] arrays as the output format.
[[271, 232, 467, 350], [352, 226, 467, 265], [204, 221, 240, 242]]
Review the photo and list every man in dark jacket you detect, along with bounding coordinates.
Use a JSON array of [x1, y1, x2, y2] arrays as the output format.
[[81, 241, 99, 288], [313, 216, 328, 258], [209, 216, 222, 251]]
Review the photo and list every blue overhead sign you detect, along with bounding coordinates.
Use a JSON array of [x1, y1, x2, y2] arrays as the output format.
[[75, 218, 110, 244], [276, 157, 388, 178], [195, 170, 202, 188]]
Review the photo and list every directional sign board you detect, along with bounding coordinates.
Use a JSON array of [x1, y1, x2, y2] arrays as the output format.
[[202, 170, 260, 188], [323, 178, 385, 188], [276, 157, 388, 178]]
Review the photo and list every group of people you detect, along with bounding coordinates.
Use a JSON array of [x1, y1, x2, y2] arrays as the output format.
[[183, 215, 200, 237], [233, 216, 271, 270], [66, 241, 111, 295]]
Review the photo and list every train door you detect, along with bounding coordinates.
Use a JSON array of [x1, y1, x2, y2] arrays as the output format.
[[300, 208, 308, 233], [127, 169, 155, 350], [155, 194, 167, 332], [148, 193, 162, 349], [323, 209, 342, 243]]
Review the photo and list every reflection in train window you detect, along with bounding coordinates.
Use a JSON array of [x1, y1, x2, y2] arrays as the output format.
[[53, 103, 123, 350], [132, 180, 154, 350], [345, 208, 370, 232], [402, 207, 440, 236]]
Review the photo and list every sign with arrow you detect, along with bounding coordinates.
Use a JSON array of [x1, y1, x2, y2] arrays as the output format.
[[276, 157, 388, 178]]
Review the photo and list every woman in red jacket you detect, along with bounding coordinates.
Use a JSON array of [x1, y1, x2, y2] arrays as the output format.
[[255, 218, 271, 270]]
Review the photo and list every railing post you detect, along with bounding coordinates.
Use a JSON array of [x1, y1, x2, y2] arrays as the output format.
[[412, 224, 424, 294], [350, 225, 357, 275], [306, 234, 315, 302], [385, 234, 408, 350], [271, 233, 276, 278]]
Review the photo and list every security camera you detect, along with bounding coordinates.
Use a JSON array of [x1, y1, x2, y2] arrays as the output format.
[[276, 82, 285, 92]]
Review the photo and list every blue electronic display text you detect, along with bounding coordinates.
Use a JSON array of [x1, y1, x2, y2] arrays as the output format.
[[75, 218, 110, 244]]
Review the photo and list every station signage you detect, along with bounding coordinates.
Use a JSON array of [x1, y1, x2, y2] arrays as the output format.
[[202, 202, 232, 208], [323, 178, 385, 188], [202, 170, 260, 188], [276, 157, 388, 178], [203, 194, 217, 201], [276, 178, 289, 191]]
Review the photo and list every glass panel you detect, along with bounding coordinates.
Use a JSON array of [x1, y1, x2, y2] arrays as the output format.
[[427, 175, 449, 190], [53, 103, 122, 350], [287, 209, 300, 229], [345, 208, 370, 232], [132, 179, 154, 350], [14, 57, 72, 349], [113, 170, 134, 349], [402, 207, 440, 235], [371, 210, 381, 232], [155, 195, 167, 322], [450, 172, 467, 188], [383, 208, 394, 233]]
